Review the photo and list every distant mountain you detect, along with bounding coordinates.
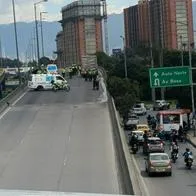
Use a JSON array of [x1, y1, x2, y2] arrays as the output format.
[[0, 21, 61, 60], [1, 1, 196, 60], [0, 13, 124, 60]]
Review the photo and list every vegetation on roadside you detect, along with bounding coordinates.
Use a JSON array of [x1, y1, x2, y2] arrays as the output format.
[[96, 47, 196, 116]]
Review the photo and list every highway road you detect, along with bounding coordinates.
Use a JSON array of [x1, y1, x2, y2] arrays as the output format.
[[0, 77, 119, 194], [127, 111, 196, 196]]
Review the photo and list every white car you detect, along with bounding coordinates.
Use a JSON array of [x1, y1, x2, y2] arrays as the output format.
[[124, 114, 139, 130], [133, 103, 147, 115], [153, 100, 170, 111]]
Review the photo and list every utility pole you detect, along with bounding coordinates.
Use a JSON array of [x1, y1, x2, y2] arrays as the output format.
[[160, 0, 165, 100], [34, 0, 48, 66], [148, 0, 155, 102], [34, 4, 40, 66], [40, 11, 47, 57], [0, 34, 3, 68], [101, 0, 109, 54], [180, 35, 184, 66], [120, 36, 128, 78], [188, 39, 195, 136], [12, 0, 21, 85]]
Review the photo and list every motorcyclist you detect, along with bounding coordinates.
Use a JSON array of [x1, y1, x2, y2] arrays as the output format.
[[143, 130, 148, 143], [183, 148, 193, 163], [130, 133, 138, 148], [178, 125, 184, 142], [151, 117, 157, 130], [171, 129, 178, 143], [170, 141, 179, 158], [147, 115, 151, 125]]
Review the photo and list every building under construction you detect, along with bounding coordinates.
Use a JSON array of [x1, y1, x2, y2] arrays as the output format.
[[56, 0, 107, 67]]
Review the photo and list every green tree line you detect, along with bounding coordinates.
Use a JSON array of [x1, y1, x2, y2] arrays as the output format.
[[96, 47, 196, 116]]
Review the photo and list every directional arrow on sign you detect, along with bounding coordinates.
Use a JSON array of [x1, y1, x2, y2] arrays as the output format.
[[154, 72, 159, 77]]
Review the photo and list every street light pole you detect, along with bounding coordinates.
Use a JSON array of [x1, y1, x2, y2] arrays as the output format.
[[12, 0, 21, 85], [188, 38, 195, 136], [34, 0, 48, 67], [147, 0, 155, 102], [120, 36, 127, 78], [34, 4, 39, 66], [0, 34, 3, 68], [40, 11, 47, 57], [180, 35, 184, 66]]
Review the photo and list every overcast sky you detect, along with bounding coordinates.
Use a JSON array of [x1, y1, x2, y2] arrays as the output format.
[[0, 0, 139, 24]]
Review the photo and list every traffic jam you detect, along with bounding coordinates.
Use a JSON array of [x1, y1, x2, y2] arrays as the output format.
[[123, 100, 195, 177]]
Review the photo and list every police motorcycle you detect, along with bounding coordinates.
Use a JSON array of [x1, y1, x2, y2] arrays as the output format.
[[51, 80, 70, 92]]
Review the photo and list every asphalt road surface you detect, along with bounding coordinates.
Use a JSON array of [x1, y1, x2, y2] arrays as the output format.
[[0, 77, 119, 194], [128, 110, 196, 196]]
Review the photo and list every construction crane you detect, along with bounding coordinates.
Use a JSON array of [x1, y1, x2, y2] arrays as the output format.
[[100, 0, 109, 55]]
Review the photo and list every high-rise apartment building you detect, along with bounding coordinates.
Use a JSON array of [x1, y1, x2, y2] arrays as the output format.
[[56, 0, 103, 66], [138, 0, 151, 46], [124, 5, 139, 48], [150, 0, 194, 50], [124, 0, 194, 50]]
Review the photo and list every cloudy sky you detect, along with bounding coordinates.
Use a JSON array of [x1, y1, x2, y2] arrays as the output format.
[[0, 0, 138, 24]]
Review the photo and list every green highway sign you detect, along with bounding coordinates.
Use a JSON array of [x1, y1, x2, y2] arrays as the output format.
[[149, 66, 191, 88]]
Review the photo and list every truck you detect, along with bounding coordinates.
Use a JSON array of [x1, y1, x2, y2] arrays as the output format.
[[28, 74, 68, 91]]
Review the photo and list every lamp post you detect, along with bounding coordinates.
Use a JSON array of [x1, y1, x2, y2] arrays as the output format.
[[0, 33, 3, 68], [180, 35, 184, 66], [40, 11, 47, 57], [172, 20, 195, 135], [34, 0, 48, 66], [147, 0, 155, 102], [120, 36, 127, 78], [12, 0, 21, 84]]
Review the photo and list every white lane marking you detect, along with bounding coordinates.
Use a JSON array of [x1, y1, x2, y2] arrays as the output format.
[[0, 91, 27, 120], [0, 107, 11, 120], [12, 91, 27, 106], [68, 135, 71, 142]]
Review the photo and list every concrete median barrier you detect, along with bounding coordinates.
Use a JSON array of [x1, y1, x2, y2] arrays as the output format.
[[0, 84, 27, 113], [99, 66, 149, 195]]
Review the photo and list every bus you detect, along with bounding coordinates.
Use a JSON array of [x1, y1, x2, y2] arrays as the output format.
[[156, 109, 191, 134]]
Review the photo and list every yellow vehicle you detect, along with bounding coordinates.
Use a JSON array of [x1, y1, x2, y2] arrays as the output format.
[[136, 124, 150, 132]]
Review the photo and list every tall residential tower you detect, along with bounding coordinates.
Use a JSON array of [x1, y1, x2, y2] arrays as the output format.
[[124, 0, 194, 51], [56, 0, 103, 67]]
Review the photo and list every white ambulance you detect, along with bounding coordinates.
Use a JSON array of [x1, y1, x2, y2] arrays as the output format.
[[28, 74, 67, 90]]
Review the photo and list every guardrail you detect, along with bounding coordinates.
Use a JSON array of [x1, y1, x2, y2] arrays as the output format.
[[108, 94, 134, 195], [99, 66, 134, 195], [0, 84, 27, 113]]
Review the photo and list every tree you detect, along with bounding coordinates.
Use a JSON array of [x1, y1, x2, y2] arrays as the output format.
[[39, 56, 51, 65], [28, 61, 37, 67]]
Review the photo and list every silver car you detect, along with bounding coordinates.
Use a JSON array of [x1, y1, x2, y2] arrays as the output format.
[[145, 153, 172, 176], [143, 137, 164, 154]]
